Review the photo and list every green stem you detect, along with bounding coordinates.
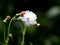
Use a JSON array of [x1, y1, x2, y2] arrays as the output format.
[[4, 16, 16, 45], [5, 41, 8, 45], [7, 16, 16, 42], [4, 23, 8, 45], [21, 26, 26, 45], [8, 18, 13, 37], [6, 43, 7, 45], [4, 14, 20, 45], [8, 14, 20, 34]]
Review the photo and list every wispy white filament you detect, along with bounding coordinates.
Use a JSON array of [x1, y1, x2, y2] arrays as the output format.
[[18, 10, 37, 26]]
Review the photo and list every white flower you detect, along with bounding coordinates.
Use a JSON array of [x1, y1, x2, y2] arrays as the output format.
[[18, 10, 37, 26], [23, 10, 37, 21]]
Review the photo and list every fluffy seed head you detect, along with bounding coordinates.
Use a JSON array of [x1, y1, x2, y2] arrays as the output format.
[[18, 10, 37, 26]]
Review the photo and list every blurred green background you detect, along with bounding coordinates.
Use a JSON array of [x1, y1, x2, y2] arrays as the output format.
[[0, 0, 60, 45]]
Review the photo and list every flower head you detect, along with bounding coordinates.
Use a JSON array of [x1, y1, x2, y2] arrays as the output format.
[[3, 16, 11, 23], [18, 10, 38, 26], [6, 16, 11, 20]]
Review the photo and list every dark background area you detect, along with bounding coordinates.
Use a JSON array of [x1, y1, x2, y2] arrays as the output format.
[[0, 0, 60, 45]]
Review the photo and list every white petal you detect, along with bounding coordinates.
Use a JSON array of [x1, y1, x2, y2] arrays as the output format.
[[18, 10, 37, 26]]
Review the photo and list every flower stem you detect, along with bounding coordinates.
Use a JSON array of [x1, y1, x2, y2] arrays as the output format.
[[8, 18, 13, 38], [7, 16, 16, 42], [6, 42, 8, 45], [5, 40, 9, 45], [21, 26, 26, 45], [4, 23, 8, 45], [4, 16, 16, 45]]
